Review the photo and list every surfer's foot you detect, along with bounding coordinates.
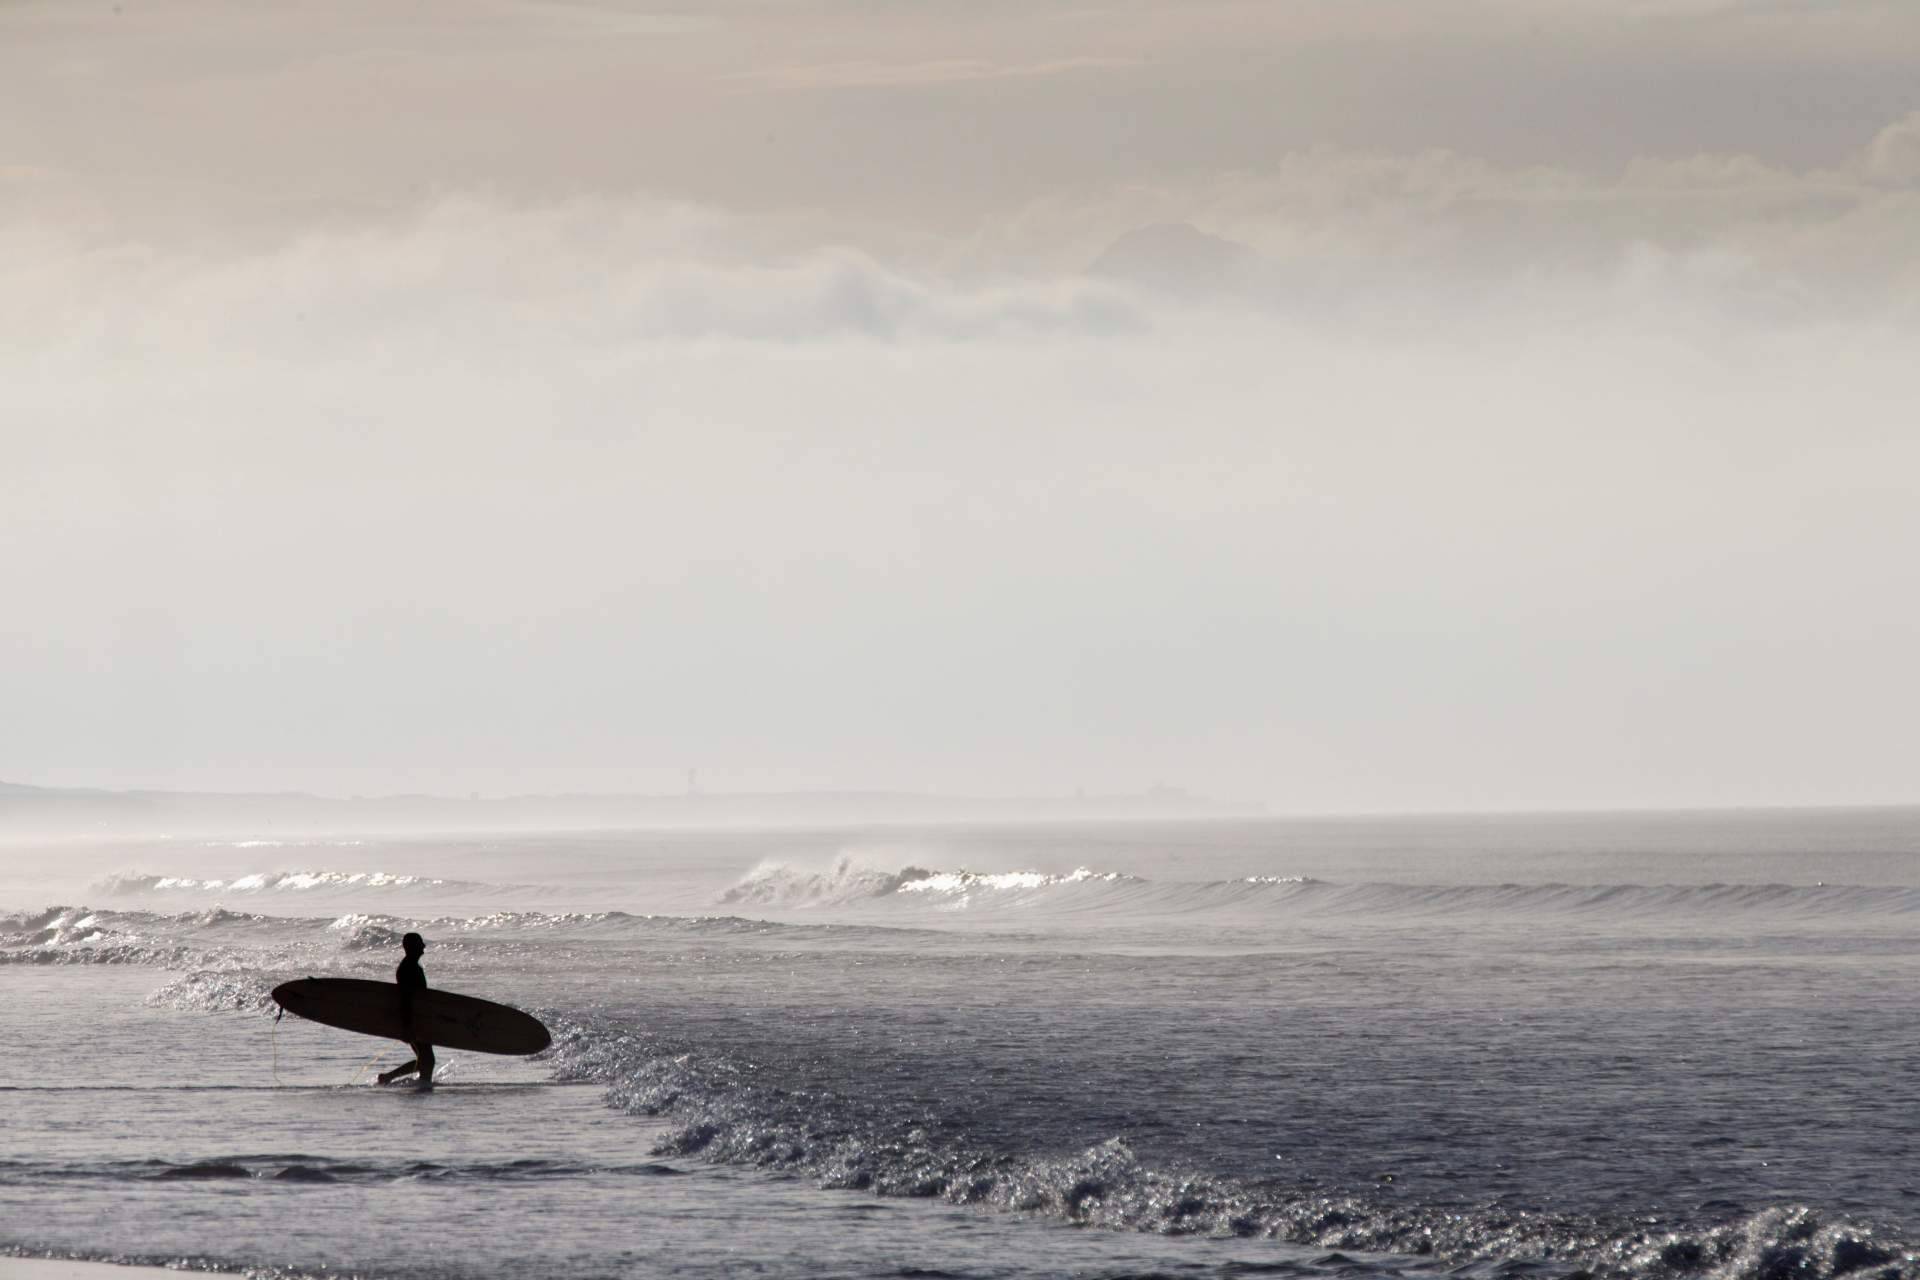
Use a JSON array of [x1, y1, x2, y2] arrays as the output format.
[[413, 1080, 434, 1092], [377, 1067, 413, 1085]]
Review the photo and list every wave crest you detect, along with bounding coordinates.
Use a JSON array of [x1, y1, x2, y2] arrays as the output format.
[[95, 870, 453, 895], [716, 856, 933, 906], [717, 856, 1140, 908], [715, 864, 1920, 922]]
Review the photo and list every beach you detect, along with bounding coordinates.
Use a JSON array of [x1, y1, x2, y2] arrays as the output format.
[[0, 1263, 181, 1280]]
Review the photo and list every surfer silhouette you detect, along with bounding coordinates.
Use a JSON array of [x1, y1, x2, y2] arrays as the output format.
[[376, 932, 435, 1089]]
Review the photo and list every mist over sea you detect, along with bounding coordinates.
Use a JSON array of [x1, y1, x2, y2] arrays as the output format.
[[5, 808, 1918, 1280]]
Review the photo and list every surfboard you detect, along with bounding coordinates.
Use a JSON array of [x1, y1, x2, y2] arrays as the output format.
[[270, 978, 551, 1056]]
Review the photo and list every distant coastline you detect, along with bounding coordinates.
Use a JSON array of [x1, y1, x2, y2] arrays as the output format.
[[4, 777, 1916, 841], [0, 778, 1259, 837]]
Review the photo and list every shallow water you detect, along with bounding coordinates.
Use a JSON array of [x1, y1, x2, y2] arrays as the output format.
[[4, 810, 1918, 1279]]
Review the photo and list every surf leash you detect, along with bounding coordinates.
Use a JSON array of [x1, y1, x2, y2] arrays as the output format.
[[348, 1044, 392, 1087]]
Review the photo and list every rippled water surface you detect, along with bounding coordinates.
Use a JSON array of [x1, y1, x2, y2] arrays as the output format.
[[5, 810, 1918, 1280]]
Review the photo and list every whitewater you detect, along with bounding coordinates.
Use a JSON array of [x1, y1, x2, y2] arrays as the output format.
[[4, 809, 1918, 1280]]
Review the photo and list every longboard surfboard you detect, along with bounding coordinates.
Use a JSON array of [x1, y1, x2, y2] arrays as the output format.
[[270, 978, 551, 1056]]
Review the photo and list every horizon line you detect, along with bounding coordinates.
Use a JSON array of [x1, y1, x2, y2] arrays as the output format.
[[3, 777, 1916, 825]]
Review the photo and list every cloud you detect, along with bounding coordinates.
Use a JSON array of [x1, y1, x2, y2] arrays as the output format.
[[9, 110, 1920, 381], [1861, 111, 1920, 183], [971, 125, 1920, 323], [0, 199, 1150, 357]]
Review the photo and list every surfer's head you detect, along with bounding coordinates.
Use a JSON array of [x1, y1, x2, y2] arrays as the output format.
[[402, 932, 426, 955]]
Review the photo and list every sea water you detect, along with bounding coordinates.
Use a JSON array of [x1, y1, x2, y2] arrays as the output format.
[[4, 810, 1919, 1280]]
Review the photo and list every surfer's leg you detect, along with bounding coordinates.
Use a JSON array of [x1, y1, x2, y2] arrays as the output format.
[[416, 1042, 435, 1086], [378, 1059, 419, 1084]]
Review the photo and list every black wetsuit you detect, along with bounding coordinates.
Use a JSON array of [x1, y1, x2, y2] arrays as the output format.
[[383, 955, 435, 1084]]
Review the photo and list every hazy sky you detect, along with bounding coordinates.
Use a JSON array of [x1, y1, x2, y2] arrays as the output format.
[[3, 0, 1917, 810]]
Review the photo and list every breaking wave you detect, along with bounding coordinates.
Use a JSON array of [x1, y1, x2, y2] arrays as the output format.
[[718, 856, 1140, 907], [93, 870, 494, 896], [715, 861, 1920, 922], [544, 1016, 1917, 1280], [0, 903, 954, 971], [0, 906, 213, 967], [0, 904, 423, 970]]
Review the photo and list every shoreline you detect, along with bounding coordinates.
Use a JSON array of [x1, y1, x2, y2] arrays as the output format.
[[1, 1262, 233, 1280]]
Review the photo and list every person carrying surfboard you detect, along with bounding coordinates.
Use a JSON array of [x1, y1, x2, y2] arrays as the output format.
[[376, 933, 436, 1088], [272, 948, 548, 1076]]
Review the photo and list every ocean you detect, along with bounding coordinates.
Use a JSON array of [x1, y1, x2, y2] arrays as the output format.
[[4, 809, 1918, 1280]]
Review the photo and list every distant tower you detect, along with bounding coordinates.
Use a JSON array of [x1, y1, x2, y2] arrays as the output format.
[[687, 768, 699, 797]]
